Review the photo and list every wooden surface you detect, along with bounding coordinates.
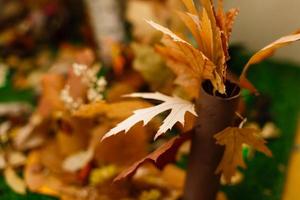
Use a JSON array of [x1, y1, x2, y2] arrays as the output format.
[[282, 119, 300, 200]]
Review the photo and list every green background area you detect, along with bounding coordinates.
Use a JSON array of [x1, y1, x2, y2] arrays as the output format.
[[0, 47, 300, 200]]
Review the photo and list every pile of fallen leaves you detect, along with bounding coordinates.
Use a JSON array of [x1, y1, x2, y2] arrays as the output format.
[[0, 46, 187, 200], [0, 0, 300, 200]]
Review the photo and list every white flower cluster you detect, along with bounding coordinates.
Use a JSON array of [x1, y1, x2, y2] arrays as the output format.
[[0, 63, 8, 88], [61, 63, 107, 111], [87, 76, 107, 102], [60, 85, 83, 111], [73, 63, 107, 103], [72, 63, 87, 76]]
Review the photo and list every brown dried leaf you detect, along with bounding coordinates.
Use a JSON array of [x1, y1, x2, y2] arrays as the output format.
[[214, 127, 272, 183], [225, 8, 239, 39], [240, 31, 300, 93], [199, 0, 226, 75], [216, 0, 239, 40], [114, 132, 191, 182], [216, 0, 239, 62]]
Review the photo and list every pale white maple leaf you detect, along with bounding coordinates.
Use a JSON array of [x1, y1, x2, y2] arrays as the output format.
[[102, 92, 197, 140]]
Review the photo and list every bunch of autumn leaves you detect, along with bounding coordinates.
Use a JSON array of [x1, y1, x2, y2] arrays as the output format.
[[6, 0, 300, 197], [101, 0, 300, 183]]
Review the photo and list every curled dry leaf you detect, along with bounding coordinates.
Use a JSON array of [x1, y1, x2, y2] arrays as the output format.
[[214, 127, 272, 183], [215, 0, 239, 60], [102, 92, 197, 140], [114, 132, 191, 182], [240, 31, 300, 93], [4, 167, 26, 194]]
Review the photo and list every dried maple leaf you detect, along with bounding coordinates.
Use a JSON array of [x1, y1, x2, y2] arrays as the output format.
[[102, 92, 197, 140], [214, 127, 272, 183], [240, 31, 300, 93], [114, 132, 191, 182]]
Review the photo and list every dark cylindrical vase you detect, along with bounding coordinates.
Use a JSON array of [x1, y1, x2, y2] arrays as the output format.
[[183, 80, 240, 200]]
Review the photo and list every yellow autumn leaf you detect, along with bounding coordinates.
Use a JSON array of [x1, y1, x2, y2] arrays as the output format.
[[214, 127, 272, 183], [240, 31, 300, 93], [4, 167, 26, 194]]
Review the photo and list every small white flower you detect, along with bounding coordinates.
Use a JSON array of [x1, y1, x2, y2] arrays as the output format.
[[96, 77, 107, 92], [85, 65, 100, 84], [87, 88, 98, 102], [60, 85, 72, 103], [72, 63, 87, 76], [87, 88, 103, 102], [60, 85, 83, 111]]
